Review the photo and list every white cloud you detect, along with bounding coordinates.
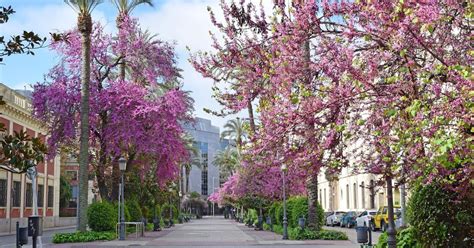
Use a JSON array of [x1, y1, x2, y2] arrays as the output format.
[[1, 4, 110, 37]]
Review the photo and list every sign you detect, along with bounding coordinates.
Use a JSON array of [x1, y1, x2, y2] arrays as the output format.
[[28, 216, 43, 237]]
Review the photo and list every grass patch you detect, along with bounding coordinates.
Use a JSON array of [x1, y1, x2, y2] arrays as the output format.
[[52, 231, 116, 243]]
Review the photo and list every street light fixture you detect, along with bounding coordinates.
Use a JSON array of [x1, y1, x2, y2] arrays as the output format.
[[280, 163, 288, 240], [118, 157, 127, 240]]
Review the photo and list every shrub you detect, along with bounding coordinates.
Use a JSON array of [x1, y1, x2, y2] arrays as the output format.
[[408, 183, 474, 248], [287, 196, 308, 228], [289, 227, 348, 240], [126, 199, 143, 222], [87, 201, 117, 232], [274, 203, 284, 226], [268, 201, 281, 224], [376, 232, 388, 248], [52, 231, 116, 243], [161, 203, 178, 219], [375, 227, 421, 248]]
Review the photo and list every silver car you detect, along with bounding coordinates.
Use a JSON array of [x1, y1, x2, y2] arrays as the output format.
[[326, 211, 346, 226]]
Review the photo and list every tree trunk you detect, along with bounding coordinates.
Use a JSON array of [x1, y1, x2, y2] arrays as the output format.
[[78, 14, 92, 232], [386, 176, 397, 248], [180, 165, 185, 196], [247, 99, 256, 136], [306, 171, 320, 230], [185, 168, 190, 193]]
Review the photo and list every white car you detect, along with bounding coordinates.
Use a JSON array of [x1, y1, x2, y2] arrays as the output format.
[[326, 211, 346, 226], [355, 209, 377, 228]]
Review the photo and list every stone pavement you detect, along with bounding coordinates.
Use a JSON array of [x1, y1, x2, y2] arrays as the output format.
[[48, 216, 358, 248]]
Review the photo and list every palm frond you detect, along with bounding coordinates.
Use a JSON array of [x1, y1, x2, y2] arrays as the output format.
[[65, 0, 103, 14]]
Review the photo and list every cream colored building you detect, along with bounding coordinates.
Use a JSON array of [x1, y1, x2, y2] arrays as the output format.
[[318, 167, 402, 212], [0, 83, 63, 233]]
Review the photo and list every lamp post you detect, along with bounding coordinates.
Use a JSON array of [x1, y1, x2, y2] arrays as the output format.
[[168, 187, 174, 227], [280, 163, 288, 240], [118, 157, 127, 241]]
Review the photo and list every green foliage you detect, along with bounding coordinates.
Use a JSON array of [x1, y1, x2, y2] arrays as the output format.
[[287, 196, 308, 228], [397, 227, 421, 248], [126, 199, 143, 222], [375, 227, 421, 248], [189, 191, 201, 198], [268, 201, 281, 224], [52, 231, 116, 243], [0, 127, 47, 173], [376, 232, 388, 248], [87, 201, 117, 232], [59, 176, 72, 208], [289, 227, 348, 240], [274, 202, 284, 226], [161, 203, 178, 219], [408, 183, 474, 248]]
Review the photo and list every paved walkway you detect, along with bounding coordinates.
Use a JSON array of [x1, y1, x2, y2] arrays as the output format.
[[50, 216, 357, 248]]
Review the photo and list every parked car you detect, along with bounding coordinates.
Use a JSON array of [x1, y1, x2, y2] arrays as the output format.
[[326, 211, 346, 226], [373, 206, 401, 232], [355, 209, 378, 228], [340, 211, 359, 228]]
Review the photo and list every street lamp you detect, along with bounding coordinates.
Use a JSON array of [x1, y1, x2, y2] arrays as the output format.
[[280, 163, 288, 240], [118, 157, 127, 240], [168, 186, 174, 227]]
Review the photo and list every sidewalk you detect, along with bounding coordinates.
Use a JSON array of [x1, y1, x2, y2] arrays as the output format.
[[45, 217, 360, 247], [0, 225, 76, 237]]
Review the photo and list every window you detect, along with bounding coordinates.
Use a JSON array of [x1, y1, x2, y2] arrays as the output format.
[[37, 185, 44, 207], [13, 181, 21, 207], [319, 189, 322, 204], [66, 171, 78, 181], [47, 186, 54, 208], [353, 183, 357, 209], [0, 179, 6, 207], [26, 183, 32, 207], [382, 207, 387, 214], [346, 184, 350, 209], [324, 188, 327, 209], [361, 182, 365, 209], [370, 180, 375, 209]]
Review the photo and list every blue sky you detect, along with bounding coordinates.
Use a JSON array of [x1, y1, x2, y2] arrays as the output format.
[[0, 0, 271, 129]]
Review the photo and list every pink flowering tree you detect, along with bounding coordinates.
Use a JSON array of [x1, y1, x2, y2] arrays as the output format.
[[195, 0, 472, 242], [33, 19, 193, 201]]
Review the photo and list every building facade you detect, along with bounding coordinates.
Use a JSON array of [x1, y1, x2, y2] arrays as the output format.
[[0, 83, 61, 233], [183, 118, 228, 199], [317, 167, 402, 212]]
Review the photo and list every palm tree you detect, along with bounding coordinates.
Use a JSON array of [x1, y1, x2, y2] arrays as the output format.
[[181, 134, 201, 194], [213, 147, 239, 178], [221, 118, 247, 150], [111, 0, 154, 80], [64, 0, 102, 231]]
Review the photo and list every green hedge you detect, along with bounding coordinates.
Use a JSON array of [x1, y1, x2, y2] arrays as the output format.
[[87, 202, 117, 232], [268, 197, 324, 229], [376, 227, 421, 248], [287, 196, 308, 228], [407, 183, 473, 248], [289, 227, 348, 240], [126, 199, 143, 222], [52, 231, 116, 243], [270, 225, 347, 240], [161, 203, 178, 219]]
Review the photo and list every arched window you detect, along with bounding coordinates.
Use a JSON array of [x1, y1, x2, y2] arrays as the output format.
[[370, 180, 375, 208], [353, 183, 357, 209], [346, 184, 350, 209], [324, 188, 327, 209], [361, 181, 365, 209]]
